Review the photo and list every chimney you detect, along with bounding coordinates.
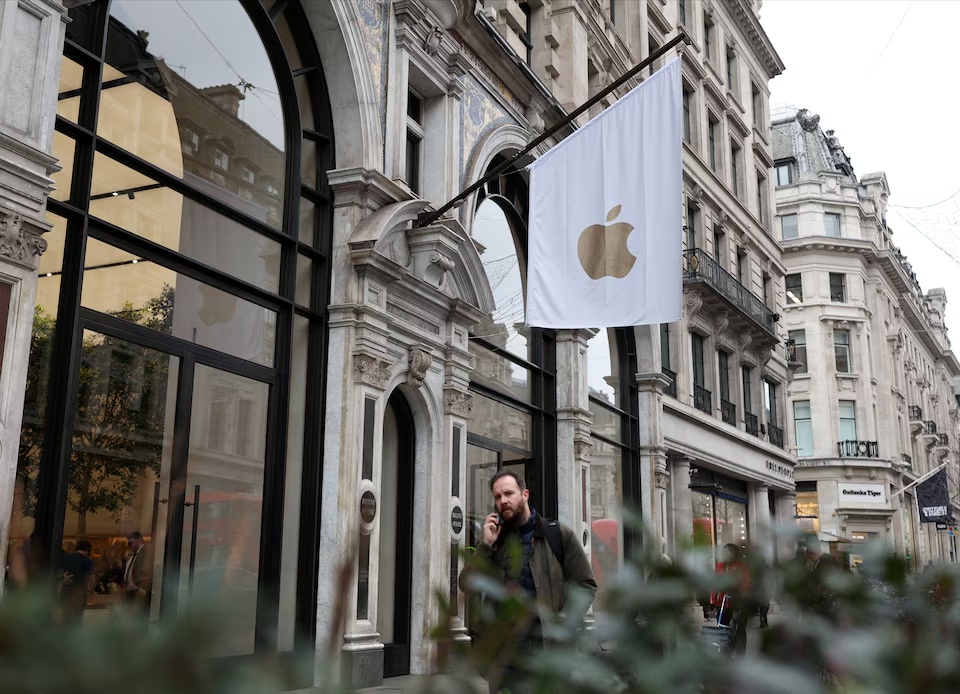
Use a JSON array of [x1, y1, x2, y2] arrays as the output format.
[[201, 84, 245, 118]]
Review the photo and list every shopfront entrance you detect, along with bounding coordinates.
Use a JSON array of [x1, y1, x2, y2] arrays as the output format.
[[379, 391, 415, 677]]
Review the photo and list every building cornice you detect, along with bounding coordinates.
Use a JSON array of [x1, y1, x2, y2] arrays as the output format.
[[720, 0, 785, 79]]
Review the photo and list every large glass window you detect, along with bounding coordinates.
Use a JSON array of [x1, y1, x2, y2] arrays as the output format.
[[795, 482, 820, 532], [781, 214, 798, 240], [587, 329, 640, 587], [789, 330, 807, 373], [794, 400, 813, 457], [839, 400, 857, 441], [824, 213, 841, 238], [466, 158, 556, 547], [17, 0, 334, 668], [835, 330, 852, 373], [830, 273, 846, 302], [785, 273, 802, 304], [690, 471, 750, 570]]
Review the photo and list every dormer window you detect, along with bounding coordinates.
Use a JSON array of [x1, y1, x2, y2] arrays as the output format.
[[242, 166, 255, 184]]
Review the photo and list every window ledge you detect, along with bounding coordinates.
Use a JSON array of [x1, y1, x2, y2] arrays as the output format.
[[791, 373, 811, 380], [836, 373, 859, 380]]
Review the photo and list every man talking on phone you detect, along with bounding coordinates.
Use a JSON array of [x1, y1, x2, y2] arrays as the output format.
[[460, 470, 596, 694]]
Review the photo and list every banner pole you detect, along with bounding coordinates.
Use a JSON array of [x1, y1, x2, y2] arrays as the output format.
[[415, 30, 692, 229], [892, 462, 947, 498]]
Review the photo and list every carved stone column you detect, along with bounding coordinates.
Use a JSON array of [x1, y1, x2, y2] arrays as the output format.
[[636, 371, 670, 551], [751, 484, 773, 563], [671, 456, 693, 562], [556, 328, 595, 555], [0, 0, 66, 588]]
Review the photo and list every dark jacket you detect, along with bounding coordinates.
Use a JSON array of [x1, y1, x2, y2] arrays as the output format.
[[460, 514, 597, 623]]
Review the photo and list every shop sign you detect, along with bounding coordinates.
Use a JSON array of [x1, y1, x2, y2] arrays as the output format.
[[766, 461, 794, 479], [937, 522, 948, 531], [451, 505, 464, 534], [360, 491, 377, 523], [838, 483, 886, 504]]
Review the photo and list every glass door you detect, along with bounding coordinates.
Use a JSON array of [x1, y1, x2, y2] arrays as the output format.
[[177, 363, 270, 657], [60, 330, 180, 626]]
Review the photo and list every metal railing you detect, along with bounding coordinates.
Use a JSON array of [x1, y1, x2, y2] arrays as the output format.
[[683, 248, 777, 336], [937, 433, 950, 447], [721, 399, 737, 426], [663, 368, 677, 398], [925, 421, 938, 435], [768, 424, 784, 449], [745, 412, 759, 437], [785, 339, 798, 363], [837, 440, 879, 458], [694, 384, 712, 415], [901, 453, 912, 465], [908, 406, 923, 421]]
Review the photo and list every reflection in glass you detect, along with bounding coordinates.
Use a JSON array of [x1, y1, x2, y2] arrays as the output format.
[[90, 154, 281, 293], [715, 497, 748, 554], [465, 445, 498, 553], [588, 329, 619, 407], [468, 341, 530, 402], [296, 254, 312, 307], [298, 196, 316, 247], [692, 491, 717, 570], [469, 393, 531, 452], [9, 213, 70, 588], [50, 132, 76, 202], [64, 332, 178, 622], [472, 200, 528, 363], [57, 56, 83, 122], [100, 1, 286, 228], [81, 238, 277, 367], [181, 364, 269, 656]]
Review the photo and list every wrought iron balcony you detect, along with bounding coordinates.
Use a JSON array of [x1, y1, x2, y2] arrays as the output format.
[[901, 453, 912, 465], [694, 384, 712, 415], [745, 412, 759, 437], [908, 406, 923, 421], [768, 424, 784, 449], [838, 440, 879, 458], [785, 339, 798, 363], [683, 248, 777, 338], [663, 368, 677, 398], [925, 421, 938, 435], [721, 399, 737, 426], [937, 433, 950, 447]]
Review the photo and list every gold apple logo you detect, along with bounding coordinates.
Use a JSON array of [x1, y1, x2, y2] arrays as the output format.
[[577, 205, 637, 280]]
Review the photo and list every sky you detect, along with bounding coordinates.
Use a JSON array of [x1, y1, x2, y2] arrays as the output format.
[[760, 0, 960, 345]]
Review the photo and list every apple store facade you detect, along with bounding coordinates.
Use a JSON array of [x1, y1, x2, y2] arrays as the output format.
[[0, 0, 655, 689]]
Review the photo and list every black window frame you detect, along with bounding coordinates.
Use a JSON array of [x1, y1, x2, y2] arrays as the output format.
[[692, 332, 706, 388], [830, 272, 846, 302], [28, 0, 335, 667]]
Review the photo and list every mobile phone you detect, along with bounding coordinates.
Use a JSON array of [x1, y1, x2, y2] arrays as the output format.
[[495, 514, 502, 527]]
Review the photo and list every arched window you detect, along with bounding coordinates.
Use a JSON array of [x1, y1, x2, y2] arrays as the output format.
[[12, 0, 333, 662], [587, 328, 640, 584], [465, 157, 556, 553]]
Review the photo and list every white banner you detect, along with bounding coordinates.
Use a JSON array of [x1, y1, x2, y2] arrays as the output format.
[[526, 58, 682, 328]]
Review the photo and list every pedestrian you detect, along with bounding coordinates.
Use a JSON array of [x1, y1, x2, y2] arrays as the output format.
[[121, 531, 152, 617], [711, 543, 751, 656], [459, 470, 597, 694], [800, 533, 841, 619], [59, 539, 94, 624]]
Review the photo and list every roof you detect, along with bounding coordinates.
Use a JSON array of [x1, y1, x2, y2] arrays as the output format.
[[771, 107, 855, 180]]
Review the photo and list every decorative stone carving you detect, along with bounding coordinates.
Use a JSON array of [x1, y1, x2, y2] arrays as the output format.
[[797, 108, 820, 132], [574, 439, 592, 462], [684, 292, 703, 321], [0, 211, 46, 268], [738, 332, 753, 353], [655, 469, 670, 490], [444, 389, 473, 417], [715, 210, 728, 228], [689, 185, 704, 206], [407, 345, 433, 388], [424, 26, 443, 56], [714, 311, 729, 338], [354, 354, 391, 389]]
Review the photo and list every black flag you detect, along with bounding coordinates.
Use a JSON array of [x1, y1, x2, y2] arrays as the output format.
[[917, 468, 951, 523]]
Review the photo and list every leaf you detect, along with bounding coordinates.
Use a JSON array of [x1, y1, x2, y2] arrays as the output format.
[[606, 205, 621, 222]]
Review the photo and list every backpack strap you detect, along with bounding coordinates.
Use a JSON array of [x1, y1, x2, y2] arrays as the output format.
[[544, 520, 564, 566]]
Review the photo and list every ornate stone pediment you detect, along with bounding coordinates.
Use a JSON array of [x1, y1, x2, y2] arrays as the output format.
[[348, 200, 495, 314]]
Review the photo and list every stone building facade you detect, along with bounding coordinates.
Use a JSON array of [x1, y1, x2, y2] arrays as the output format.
[[774, 107, 960, 571], [0, 0, 796, 690]]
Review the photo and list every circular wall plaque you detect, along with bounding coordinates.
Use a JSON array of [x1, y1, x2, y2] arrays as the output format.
[[451, 505, 464, 534], [360, 490, 377, 524]]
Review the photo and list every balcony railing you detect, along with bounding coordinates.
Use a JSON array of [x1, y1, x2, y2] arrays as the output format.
[[694, 384, 712, 415], [901, 453, 912, 465], [721, 399, 737, 426], [785, 339, 798, 364], [925, 421, 938, 435], [745, 412, 759, 437], [937, 433, 950, 447], [768, 424, 784, 449], [663, 368, 677, 398], [683, 248, 777, 336], [909, 405, 923, 421], [838, 440, 879, 458]]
